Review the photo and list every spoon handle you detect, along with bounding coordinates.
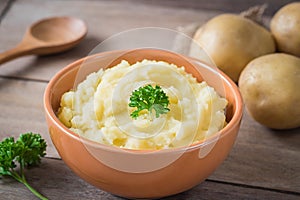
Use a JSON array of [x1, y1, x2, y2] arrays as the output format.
[[0, 43, 33, 65]]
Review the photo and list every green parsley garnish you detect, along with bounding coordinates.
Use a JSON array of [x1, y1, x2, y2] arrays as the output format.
[[129, 84, 170, 119], [0, 132, 47, 200]]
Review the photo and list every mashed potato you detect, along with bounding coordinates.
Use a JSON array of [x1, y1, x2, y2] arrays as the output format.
[[58, 60, 227, 150]]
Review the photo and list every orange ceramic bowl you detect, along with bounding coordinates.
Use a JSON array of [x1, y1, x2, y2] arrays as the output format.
[[44, 49, 243, 199]]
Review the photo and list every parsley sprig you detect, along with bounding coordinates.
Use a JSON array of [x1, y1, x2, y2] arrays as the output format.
[[0, 132, 47, 200], [129, 84, 170, 119]]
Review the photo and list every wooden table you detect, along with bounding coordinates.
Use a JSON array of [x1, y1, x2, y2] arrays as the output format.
[[0, 0, 299, 199]]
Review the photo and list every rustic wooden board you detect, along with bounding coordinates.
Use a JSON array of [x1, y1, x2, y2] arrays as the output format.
[[0, 0, 220, 80], [134, 0, 296, 16], [0, 0, 11, 21], [0, 76, 299, 194], [0, 158, 299, 200], [211, 115, 300, 193], [0, 0, 300, 199], [2, 0, 292, 81], [0, 77, 58, 158]]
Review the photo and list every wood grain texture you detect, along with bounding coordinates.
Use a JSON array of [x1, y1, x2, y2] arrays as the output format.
[[0, 0, 300, 199], [2, 0, 294, 81], [0, 16, 88, 65], [0, 73, 299, 195], [0, 158, 299, 200], [128, 0, 296, 16], [0, 78, 298, 193], [0, 77, 58, 158], [0, 0, 11, 23], [0, 0, 220, 81], [211, 111, 300, 193]]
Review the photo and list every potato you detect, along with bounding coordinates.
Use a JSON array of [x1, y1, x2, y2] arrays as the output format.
[[193, 14, 275, 82], [238, 53, 300, 129], [270, 2, 300, 57]]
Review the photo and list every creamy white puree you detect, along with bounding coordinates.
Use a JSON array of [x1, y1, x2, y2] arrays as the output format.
[[58, 60, 227, 150]]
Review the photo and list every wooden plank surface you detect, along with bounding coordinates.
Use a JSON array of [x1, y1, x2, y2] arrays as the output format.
[[0, 158, 299, 200], [0, 77, 299, 194], [0, 0, 299, 199], [0, 0, 216, 80], [0, 77, 59, 158], [0, 0, 11, 22], [1, 0, 294, 81], [133, 0, 296, 16], [211, 113, 300, 193]]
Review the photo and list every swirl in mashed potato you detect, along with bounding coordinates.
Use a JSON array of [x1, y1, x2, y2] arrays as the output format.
[[58, 60, 227, 150]]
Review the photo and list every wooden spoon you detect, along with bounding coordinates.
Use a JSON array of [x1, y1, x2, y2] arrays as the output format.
[[0, 16, 87, 65]]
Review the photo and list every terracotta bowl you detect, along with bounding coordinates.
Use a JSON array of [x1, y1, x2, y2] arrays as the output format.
[[44, 49, 243, 199]]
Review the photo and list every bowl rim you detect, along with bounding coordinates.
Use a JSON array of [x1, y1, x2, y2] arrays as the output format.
[[44, 48, 243, 154]]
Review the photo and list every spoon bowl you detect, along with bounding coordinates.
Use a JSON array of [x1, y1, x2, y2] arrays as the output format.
[[0, 16, 87, 65]]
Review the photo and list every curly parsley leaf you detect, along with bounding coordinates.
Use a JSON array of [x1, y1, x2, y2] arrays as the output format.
[[0, 137, 17, 175], [0, 132, 47, 200], [17, 133, 47, 167], [129, 84, 170, 119]]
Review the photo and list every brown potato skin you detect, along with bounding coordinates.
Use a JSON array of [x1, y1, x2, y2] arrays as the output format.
[[193, 14, 275, 82], [271, 2, 300, 57], [238, 53, 300, 129]]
